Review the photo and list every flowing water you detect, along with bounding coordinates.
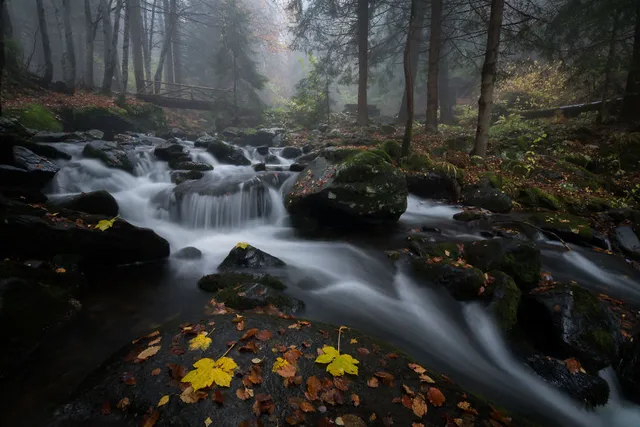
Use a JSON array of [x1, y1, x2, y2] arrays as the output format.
[[3, 139, 640, 426]]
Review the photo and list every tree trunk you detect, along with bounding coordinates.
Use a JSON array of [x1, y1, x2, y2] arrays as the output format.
[[62, 0, 76, 93], [101, 0, 114, 92], [0, 0, 5, 116], [623, 2, 640, 119], [598, 12, 620, 123], [162, 0, 174, 84], [233, 51, 238, 120], [425, 0, 443, 133], [171, 0, 182, 84], [357, 0, 369, 126], [397, 0, 426, 123], [473, 0, 505, 158], [2, 0, 11, 39], [439, 50, 454, 124], [145, 0, 157, 82], [130, 0, 146, 92], [35, 0, 53, 84], [111, 1, 123, 92], [122, 0, 131, 92], [402, 0, 419, 157], [153, 14, 175, 93]]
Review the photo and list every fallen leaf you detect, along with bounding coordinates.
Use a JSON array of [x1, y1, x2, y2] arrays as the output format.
[[116, 397, 130, 410], [141, 411, 159, 427], [241, 328, 258, 341], [412, 395, 428, 418], [401, 394, 413, 409], [188, 333, 212, 351], [256, 330, 273, 341], [412, 424, 425, 427], [236, 320, 245, 331], [315, 346, 359, 377], [136, 346, 161, 361], [357, 348, 370, 356], [167, 363, 186, 380], [204, 417, 212, 427], [247, 365, 263, 385], [284, 348, 303, 364], [180, 386, 208, 403], [235, 242, 250, 249], [252, 394, 275, 416], [457, 401, 478, 415], [374, 371, 395, 386], [158, 395, 170, 407], [273, 357, 297, 378], [409, 363, 426, 374], [367, 377, 379, 388], [239, 341, 259, 353], [121, 372, 136, 385], [55, 267, 66, 273], [565, 358, 584, 374], [151, 368, 161, 376], [350, 338, 358, 344], [148, 337, 162, 346], [402, 384, 415, 396], [334, 377, 350, 391], [419, 374, 435, 384], [300, 401, 315, 412], [96, 216, 118, 231], [236, 387, 254, 400], [427, 387, 445, 407], [307, 376, 322, 400], [100, 401, 111, 415], [181, 357, 238, 390], [351, 393, 360, 407]]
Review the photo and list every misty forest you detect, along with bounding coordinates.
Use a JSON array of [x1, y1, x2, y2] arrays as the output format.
[[2, 0, 640, 425]]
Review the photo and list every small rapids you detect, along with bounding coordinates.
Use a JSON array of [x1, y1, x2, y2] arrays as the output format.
[[41, 141, 640, 427]]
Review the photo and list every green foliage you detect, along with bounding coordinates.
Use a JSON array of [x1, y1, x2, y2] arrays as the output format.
[[379, 140, 402, 160], [401, 154, 433, 171], [289, 55, 333, 128], [452, 105, 478, 128], [7, 104, 62, 132]]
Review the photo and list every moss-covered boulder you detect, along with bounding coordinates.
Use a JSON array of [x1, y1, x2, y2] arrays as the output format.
[[285, 152, 408, 229], [412, 259, 487, 300], [565, 195, 611, 216], [501, 159, 529, 176], [402, 154, 463, 201], [520, 284, 621, 371], [5, 104, 62, 132], [446, 134, 474, 151], [206, 140, 251, 166], [526, 212, 596, 247], [463, 187, 513, 213], [486, 271, 521, 331], [453, 209, 489, 222], [406, 239, 463, 259], [379, 139, 402, 160], [517, 187, 563, 211], [82, 141, 135, 173], [218, 243, 286, 271], [297, 146, 364, 164], [464, 238, 541, 291]]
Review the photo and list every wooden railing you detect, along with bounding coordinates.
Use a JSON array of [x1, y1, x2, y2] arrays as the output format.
[[137, 80, 229, 102]]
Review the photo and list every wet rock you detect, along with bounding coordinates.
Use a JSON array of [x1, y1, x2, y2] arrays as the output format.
[[0, 197, 170, 271], [16, 142, 71, 160], [253, 162, 266, 172], [265, 154, 281, 164], [170, 170, 204, 185], [613, 226, 640, 260], [206, 140, 250, 166], [1, 146, 60, 189], [289, 163, 306, 172], [173, 172, 282, 198], [173, 246, 203, 260], [281, 146, 302, 159], [463, 187, 513, 213], [218, 243, 286, 270], [486, 271, 521, 331], [51, 190, 119, 217], [0, 118, 33, 164], [285, 152, 408, 229], [198, 272, 285, 292], [453, 209, 488, 222], [194, 135, 217, 148], [517, 187, 563, 211], [256, 146, 270, 155], [237, 128, 285, 147], [405, 171, 461, 201], [412, 260, 486, 300], [32, 131, 86, 143], [297, 146, 363, 164], [168, 161, 213, 172], [221, 126, 241, 138], [526, 212, 597, 247], [464, 238, 541, 291], [525, 355, 609, 407], [520, 284, 621, 370], [82, 141, 135, 173], [154, 143, 187, 161], [617, 332, 640, 404]]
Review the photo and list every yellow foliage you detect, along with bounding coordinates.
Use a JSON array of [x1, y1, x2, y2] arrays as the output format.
[[188, 332, 212, 351], [157, 395, 169, 407], [235, 242, 250, 249], [272, 357, 290, 372], [182, 357, 238, 390], [96, 216, 118, 231], [315, 346, 359, 377]]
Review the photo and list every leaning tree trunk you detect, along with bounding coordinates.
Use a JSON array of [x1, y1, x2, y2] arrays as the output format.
[[0, 0, 5, 115], [425, 0, 443, 133], [62, 0, 76, 93], [397, 0, 426, 124], [122, 0, 131, 92], [439, 49, 454, 125], [623, 2, 640, 119], [402, 0, 419, 157], [84, 0, 95, 89], [162, 0, 174, 84], [473, 0, 505, 158], [357, 0, 369, 126], [598, 13, 620, 123], [130, 0, 146, 92], [2, 0, 12, 39], [35, 0, 53, 85]]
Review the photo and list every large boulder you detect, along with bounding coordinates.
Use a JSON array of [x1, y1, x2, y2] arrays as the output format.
[[285, 152, 408, 229], [50, 190, 119, 217], [0, 198, 170, 271], [464, 238, 541, 291], [463, 187, 513, 213], [613, 226, 640, 260], [525, 354, 610, 407], [237, 128, 285, 147], [412, 260, 486, 300], [526, 212, 599, 247], [170, 170, 204, 185], [297, 146, 363, 164], [0, 118, 32, 164], [617, 332, 640, 404], [82, 141, 135, 173], [218, 243, 286, 270], [0, 146, 60, 189], [154, 143, 187, 161], [172, 246, 203, 260], [206, 140, 250, 166], [520, 284, 622, 370], [485, 270, 522, 332], [194, 134, 217, 148], [405, 171, 461, 201], [281, 146, 303, 159], [168, 161, 213, 172]]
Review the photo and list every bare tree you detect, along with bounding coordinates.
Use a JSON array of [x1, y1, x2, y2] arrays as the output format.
[[84, 0, 95, 89], [171, 0, 182, 84], [398, 0, 426, 124], [357, 0, 369, 126], [122, 0, 131, 92], [0, 0, 5, 115], [402, 0, 420, 157], [425, 0, 443, 133], [145, 0, 158, 82], [130, 0, 146, 92], [162, 0, 174, 84], [35, 0, 53, 85], [473, 0, 505, 158], [62, 0, 76, 93], [623, 2, 640, 119]]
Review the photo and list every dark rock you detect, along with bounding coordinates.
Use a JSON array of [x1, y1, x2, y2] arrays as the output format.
[[237, 128, 285, 147], [289, 163, 306, 172], [285, 152, 407, 229], [16, 142, 71, 160], [486, 271, 521, 331], [194, 135, 217, 148], [58, 107, 138, 140], [198, 272, 285, 292], [8, 146, 60, 188], [520, 284, 621, 370], [206, 140, 250, 166], [253, 162, 266, 172], [0, 198, 170, 271], [218, 243, 286, 270], [82, 141, 135, 173], [32, 131, 86, 143], [154, 143, 187, 161], [281, 146, 303, 159], [463, 187, 513, 213], [168, 161, 214, 172], [405, 171, 461, 201], [297, 146, 363, 164], [51, 190, 119, 217], [265, 154, 281, 164], [256, 146, 270, 155], [0, 118, 32, 164], [526, 212, 597, 247], [464, 238, 541, 291], [380, 124, 396, 135], [526, 355, 609, 407], [221, 127, 241, 138], [617, 332, 640, 404], [170, 170, 204, 185], [613, 226, 640, 260], [453, 209, 488, 222], [517, 187, 563, 210], [174, 172, 283, 198], [412, 260, 486, 300], [173, 246, 203, 260]]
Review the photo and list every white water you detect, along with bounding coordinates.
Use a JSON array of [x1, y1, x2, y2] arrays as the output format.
[[48, 141, 640, 427]]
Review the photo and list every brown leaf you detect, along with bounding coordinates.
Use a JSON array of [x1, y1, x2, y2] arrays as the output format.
[[564, 358, 584, 374], [367, 377, 379, 388], [276, 363, 298, 378], [351, 393, 360, 407], [141, 411, 160, 427], [412, 395, 428, 418], [339, 414, 367, 426], [136, 346, 160, 361], [490, 406, 513, 425], [253, 394, 275, 416], [116, 397, 130, 410], [284, 348, 303, 364], [180, 386, 208, 403], [427, 387, 446, 407], [236, 387, 254, 400], [247, 365, 263, 385], [374, 371, 395, 386], [236, 320, 245, 331], [307, 376, 322, 400], [151, 368, 161, 376], [148, 337, 162, 346], [419, 374, 435, 384], [412, 424, 425, 427], [239, 341, 259, 353], [284, 375, 303, 388], [300, 401, 315, 412], [167, 363, 186, 380], [402, 384, 415, 396], [212, 390, 224, 404], [457, 401, 478, 415], [100, 401, 111, 415], [256, 330, 273, 341], [357, 347, 370, 356], [121, 372, 136, 385], [333, 377, 350, 391], [286, 409, 306, 425], [401, 394, 413, 409], [241, 328, 259, 341]]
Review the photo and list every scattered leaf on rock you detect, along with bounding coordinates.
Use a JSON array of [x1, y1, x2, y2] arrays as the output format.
[[158, 395, 169, 407], [151, 368, 161, 376], [419, 374, 435, 384], [141, 411, 160, 427], [315, 346, 359, 377], [351, 393, 360, 407], [273, 357, 297, 378], [116, 397, 130, 410], [253, 394, 275, 416], [236, 387, 254, 400], [457, 401, 479, 415], [256, 330, 273, 341], [427, 387, 445, 407], [412, 395, 428, 418], [408, 363, 426, 374], [181, 357, 238, 390], [188, 332, 212, 351], [204, 417, 212, 427], [136, 346, 161, 361], [300, 401, 315, 412], [241, 328, 259, 341], [565, 357, 585, 374], [367, 377, 379, 388], [180, 386, 208, 404]]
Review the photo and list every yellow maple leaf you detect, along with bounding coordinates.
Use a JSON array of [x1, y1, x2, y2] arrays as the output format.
[[204, 418, 212, 427], [182, 357, 238, 390], [158, 395, 169, 407], [315, 346, 359, 376], [235, 242, 250, 249], [189, 332, 212, 351], [272, 357, 290, 372], [96, 216, 118, 231]]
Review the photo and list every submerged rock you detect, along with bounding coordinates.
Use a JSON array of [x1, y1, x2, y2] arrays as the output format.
[[289, 163, 306, 172], [206, 140, 250, 166], [51, 190, 119, 217], [285, 152, 408, 229], [218, 243, 286, 270], [170, 170, 204, 185], [172, 246, 203, 260], [412, 260, 486, 300], [82, 141, 135, 173]]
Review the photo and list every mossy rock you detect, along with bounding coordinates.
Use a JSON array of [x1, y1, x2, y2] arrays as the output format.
[[362, 148, 393, 164], [406, 239, 463, 259], [198, 272, 286, 292], [527, 212, 595, 245], [379, 140, 402, 160], [470, 155, 487, 167], [412, 260, 486, 300], [565, 196, 611, 216], [401, 153, 433, 171], [445, 134, 474, 151], [564, 153, 594, 170], [478, 172, 502, 189], [603, 132, 640, 171], [517, 187, 563, 211], [6, 104, 62, 132], [501, 159, 528, 176], [122, 102, 168, 133], [214, 284, 302, 313], [453, 209, 488, 222], [486, 271, 521, 331], [335, 150, 394, 183]]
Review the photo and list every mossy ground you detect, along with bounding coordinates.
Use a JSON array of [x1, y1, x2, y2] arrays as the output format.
[[5, 104, 62, 131]]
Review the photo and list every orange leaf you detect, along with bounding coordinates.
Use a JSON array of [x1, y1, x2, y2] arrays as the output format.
[[300, 401, 315, 413], [241, 328, 258, 341], [412, 395, 428, 418], [367, 377, 379, 388], [564, 358, 584, 374], [351, 393, 360, 407], [151, 368, 161, 376], [427, 387, 445, 407]]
